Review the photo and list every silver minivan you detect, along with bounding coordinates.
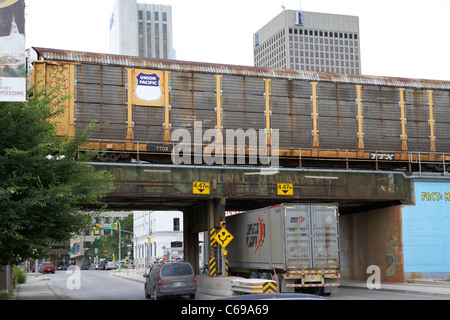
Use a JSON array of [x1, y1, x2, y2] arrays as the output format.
[[144, 262, 197, 300]]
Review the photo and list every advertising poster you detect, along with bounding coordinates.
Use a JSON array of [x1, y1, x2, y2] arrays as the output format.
[[0, 0, 26, 101]]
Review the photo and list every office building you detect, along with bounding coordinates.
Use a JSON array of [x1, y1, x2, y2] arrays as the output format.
[[110, 0, 174, 59], [133, 211, 183, 269], [254, 10, 361, 74]]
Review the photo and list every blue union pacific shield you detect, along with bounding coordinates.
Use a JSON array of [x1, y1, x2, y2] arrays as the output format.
[[135, 72, 162, 102]]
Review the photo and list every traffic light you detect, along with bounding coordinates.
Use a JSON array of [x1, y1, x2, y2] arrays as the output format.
[[114, 221, 118, 230], [94, 224, 100, 235], [147, 236, 151, 244]]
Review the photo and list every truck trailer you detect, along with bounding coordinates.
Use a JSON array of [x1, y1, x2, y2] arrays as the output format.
[[226, 203, 340, 295]]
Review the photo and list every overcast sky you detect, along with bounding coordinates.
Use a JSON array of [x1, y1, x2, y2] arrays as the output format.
[[24, 0, 450, 81]]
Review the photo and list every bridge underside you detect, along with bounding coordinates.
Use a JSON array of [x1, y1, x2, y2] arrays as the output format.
[[93, 163, 414, 214], [92, 163, 414, 278]]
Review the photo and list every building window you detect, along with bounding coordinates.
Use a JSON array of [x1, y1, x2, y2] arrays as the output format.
[[173, 218, 180, 231], [171, 241, 182, 248]]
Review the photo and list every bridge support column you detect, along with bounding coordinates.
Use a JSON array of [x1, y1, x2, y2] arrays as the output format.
[[208, 198, 226, 276], [182, 198, 225, 275]]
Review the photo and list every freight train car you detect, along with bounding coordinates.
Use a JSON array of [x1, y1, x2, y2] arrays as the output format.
[[30, 47, 450, 170]]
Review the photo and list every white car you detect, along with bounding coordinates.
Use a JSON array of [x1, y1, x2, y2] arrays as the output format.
[[105, 261, 118, 270]]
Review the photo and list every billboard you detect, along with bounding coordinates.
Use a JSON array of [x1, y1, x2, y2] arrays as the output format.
[[402, 181, 450, 279], [0, 0, 26, 102]]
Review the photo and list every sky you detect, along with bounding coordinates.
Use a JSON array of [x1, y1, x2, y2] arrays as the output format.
[[24, 0, 450, 81]]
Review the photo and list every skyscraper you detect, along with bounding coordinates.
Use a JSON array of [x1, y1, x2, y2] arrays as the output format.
[[110, 0, 174, 59], [254, 10, 361, 74]]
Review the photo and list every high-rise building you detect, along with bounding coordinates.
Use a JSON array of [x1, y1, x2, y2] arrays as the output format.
[[254, 10, 361, 74], [110, 0, 174, 59]]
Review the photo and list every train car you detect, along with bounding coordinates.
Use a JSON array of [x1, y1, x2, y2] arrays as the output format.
[[30, 47, 450, 171]]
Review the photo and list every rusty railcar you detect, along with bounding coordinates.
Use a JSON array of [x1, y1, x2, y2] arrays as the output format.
[[30, 47, 450, 169]]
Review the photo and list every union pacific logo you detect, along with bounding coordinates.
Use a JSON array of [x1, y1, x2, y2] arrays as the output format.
[[246, 216, 266, 254]]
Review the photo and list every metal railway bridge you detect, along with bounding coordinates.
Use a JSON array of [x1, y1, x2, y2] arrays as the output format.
[[31, 47, 450, 282]]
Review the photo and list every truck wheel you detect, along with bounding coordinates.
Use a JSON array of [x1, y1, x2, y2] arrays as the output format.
[[261, 272, 272, 280], [249, 272, 260, 279], [272, 274, 283, 293]]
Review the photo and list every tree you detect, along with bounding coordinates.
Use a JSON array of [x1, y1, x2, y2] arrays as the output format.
[[0, 86, 115, 266]]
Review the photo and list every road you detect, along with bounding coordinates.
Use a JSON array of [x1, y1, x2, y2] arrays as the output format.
[[39, 269, 219, 300], [17, 270, 450, 300]]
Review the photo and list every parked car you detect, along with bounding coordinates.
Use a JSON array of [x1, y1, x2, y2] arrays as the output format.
[[81, 263, 91, 270], [97, 260, 108, 270], [143, 262, 196, 300], [41, 262, 56, 274], [105, 261, 117, 270], [32, 264, 41, 273]]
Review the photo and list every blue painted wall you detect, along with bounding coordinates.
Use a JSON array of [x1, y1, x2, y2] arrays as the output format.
[[402, 181, 450, 279]]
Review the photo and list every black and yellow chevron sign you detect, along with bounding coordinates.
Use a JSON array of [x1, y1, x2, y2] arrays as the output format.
[[209, 258, 217, 277], [210, 228, 217, 247], [263, 282, 277, 294]]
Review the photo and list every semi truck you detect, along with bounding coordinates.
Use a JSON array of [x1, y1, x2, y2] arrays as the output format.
[[226, 203, 340, 295]]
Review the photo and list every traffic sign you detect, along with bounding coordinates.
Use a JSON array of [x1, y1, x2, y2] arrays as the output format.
[[214, 227, 234, 248], [102, 226, 115, 230], [277, 183, 293, 195], [193, 181, 210, 195]]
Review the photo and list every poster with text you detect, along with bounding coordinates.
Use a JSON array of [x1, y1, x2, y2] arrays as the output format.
[[0, 0, 26, 101]]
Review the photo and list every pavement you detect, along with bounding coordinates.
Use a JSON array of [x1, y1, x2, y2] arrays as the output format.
[[12, 272, 68, 300], [10, 269, 450, 300]]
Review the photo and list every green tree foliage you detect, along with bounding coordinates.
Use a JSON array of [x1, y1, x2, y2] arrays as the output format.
[[0, 86, 115, 266]]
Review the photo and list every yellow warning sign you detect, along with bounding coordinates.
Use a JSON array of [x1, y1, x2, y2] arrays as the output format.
[[193, 181, 210, 195], [214, 227, 234, 248], [277, 183, 293, 195]]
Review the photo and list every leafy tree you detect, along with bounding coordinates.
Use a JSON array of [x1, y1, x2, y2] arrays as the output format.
[[0, 86, 115, 266]]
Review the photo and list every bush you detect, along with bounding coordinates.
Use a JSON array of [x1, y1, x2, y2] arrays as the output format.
[[14, 267, 26, 285]]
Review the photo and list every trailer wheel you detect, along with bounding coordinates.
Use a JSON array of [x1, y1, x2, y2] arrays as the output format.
[[261, 272, 272, 280], [272, 273, 283, 293]]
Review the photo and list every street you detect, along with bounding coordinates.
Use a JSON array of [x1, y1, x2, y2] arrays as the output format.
[[15, 270, 450, 301], [18, 269, 219, 300]]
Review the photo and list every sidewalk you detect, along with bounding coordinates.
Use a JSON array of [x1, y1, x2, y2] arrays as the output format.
[[110, 268, 146, 284], [12, 272, 68, 300], [340, 279, 450, 299]]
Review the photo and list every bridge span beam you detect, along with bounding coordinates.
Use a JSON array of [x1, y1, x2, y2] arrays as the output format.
[[91, 162, 414, 274], [92, 163, 414, 212]]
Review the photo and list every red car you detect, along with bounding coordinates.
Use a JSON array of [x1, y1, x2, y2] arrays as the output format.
[[42, 262, 56, 274]]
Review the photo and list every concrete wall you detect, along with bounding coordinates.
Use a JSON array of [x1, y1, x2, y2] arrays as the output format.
[[340, 206, 405, 283]]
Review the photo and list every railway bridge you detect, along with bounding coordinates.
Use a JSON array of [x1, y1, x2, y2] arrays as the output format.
[[31, 47, 450, 282]]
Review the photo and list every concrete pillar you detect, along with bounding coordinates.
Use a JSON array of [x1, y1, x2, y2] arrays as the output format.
[[182, 199, 226, 275]]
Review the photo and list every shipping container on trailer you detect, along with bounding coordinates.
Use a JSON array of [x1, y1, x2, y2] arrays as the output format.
[[226, 203, 340, 295]]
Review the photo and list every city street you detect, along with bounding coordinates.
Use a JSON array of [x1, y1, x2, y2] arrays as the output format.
[[16, 270, 219, 300], [14, 270, 450, 301]]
